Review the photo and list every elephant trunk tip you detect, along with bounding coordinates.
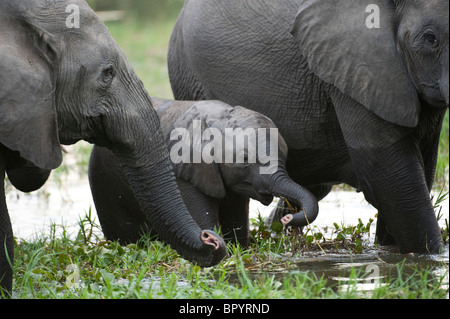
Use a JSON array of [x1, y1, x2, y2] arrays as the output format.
[[281, 206, 318, 228], [201, 230, 221, 250], [270, 177, 319, 228], [281, 214, 293, 226], [196, 230, 227, 266], [279, 194, 319, 228]]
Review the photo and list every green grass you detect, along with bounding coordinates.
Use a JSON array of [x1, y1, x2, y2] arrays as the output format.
[[7, 184, 447, 299], [436, 111, 449, 189], [7, 212, 448, 299]]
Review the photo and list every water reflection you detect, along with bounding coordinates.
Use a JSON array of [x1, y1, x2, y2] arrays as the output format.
[[224, 245, 448, 296]]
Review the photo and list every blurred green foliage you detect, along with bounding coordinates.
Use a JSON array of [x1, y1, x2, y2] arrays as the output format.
[[86, 0, 185, 19]]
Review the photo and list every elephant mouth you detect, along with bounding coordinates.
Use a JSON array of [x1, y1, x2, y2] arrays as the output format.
[[255, 193, 274, 206], [421, 81, 440, 90], [419, 93, 447, 109], [419, 83, 447, 107]]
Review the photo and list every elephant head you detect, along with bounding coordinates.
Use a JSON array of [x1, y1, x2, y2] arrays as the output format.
[[291, 0, 448, 128], [0, 0, 225, 277], [164, 100, 319, 227]]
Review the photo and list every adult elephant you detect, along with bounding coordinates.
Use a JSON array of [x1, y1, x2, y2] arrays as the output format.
[[168, 0, 449, 254], [0, 0, 225, 295], [89, 97, 318, 247]]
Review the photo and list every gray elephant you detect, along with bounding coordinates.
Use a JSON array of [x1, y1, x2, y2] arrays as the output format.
[[168, 0, 449, 254], [0, 0, 226, 295], [88, 97, 318, 247]]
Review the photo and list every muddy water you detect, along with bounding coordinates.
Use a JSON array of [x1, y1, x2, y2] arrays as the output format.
[[250, 193, 448, 295], [7, 172, 388, 240], [7, 172, 96, 240], [6, 166, 449, 295]]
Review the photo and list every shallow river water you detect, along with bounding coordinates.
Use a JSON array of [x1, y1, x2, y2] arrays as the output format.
[[6, 160, 449, 297]]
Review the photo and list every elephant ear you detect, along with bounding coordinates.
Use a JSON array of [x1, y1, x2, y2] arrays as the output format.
[[0, 22, 62, 170], [291, 0, 420, 127], [166, 117, 226, 199]]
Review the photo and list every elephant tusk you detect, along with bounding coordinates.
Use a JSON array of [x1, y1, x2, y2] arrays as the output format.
[[60, 145, 69, 153]]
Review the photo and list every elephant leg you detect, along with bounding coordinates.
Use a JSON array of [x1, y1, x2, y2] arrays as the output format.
[[375, 216, 396, 246], [331, 91, 443, 253], [419, 110, 446, 192], [89, 146, 149, 244], [374, 107, 443, 248], [218, 193, 250, 247], [0, 148, 13, 295], [357, 139, 441, 253]]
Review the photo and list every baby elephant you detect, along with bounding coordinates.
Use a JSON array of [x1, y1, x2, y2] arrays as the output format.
[[88, 98, 318, 247]]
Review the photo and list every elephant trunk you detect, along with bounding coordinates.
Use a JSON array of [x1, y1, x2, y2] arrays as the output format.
[[114, 146, 225, 266], [270, 176, 319, 227], [104, 71, 226, 267]]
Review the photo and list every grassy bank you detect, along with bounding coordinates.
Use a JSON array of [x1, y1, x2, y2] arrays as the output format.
[[8, 212, 449, 299]]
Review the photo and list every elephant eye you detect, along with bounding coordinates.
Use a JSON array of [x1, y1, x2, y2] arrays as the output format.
[[424, 32, 439, 47], [101, 65, 115, 84]]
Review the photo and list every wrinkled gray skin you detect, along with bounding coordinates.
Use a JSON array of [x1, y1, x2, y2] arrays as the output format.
[[89, 97, 318, 247], [168, 0, 449, 254], [0, 0, 225, 295]]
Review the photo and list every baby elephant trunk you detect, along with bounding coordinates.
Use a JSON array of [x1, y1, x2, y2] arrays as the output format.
[[272, 177, 319, 227]]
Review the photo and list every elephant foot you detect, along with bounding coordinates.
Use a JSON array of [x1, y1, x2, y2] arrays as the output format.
[[375, 217, 397, 246]]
